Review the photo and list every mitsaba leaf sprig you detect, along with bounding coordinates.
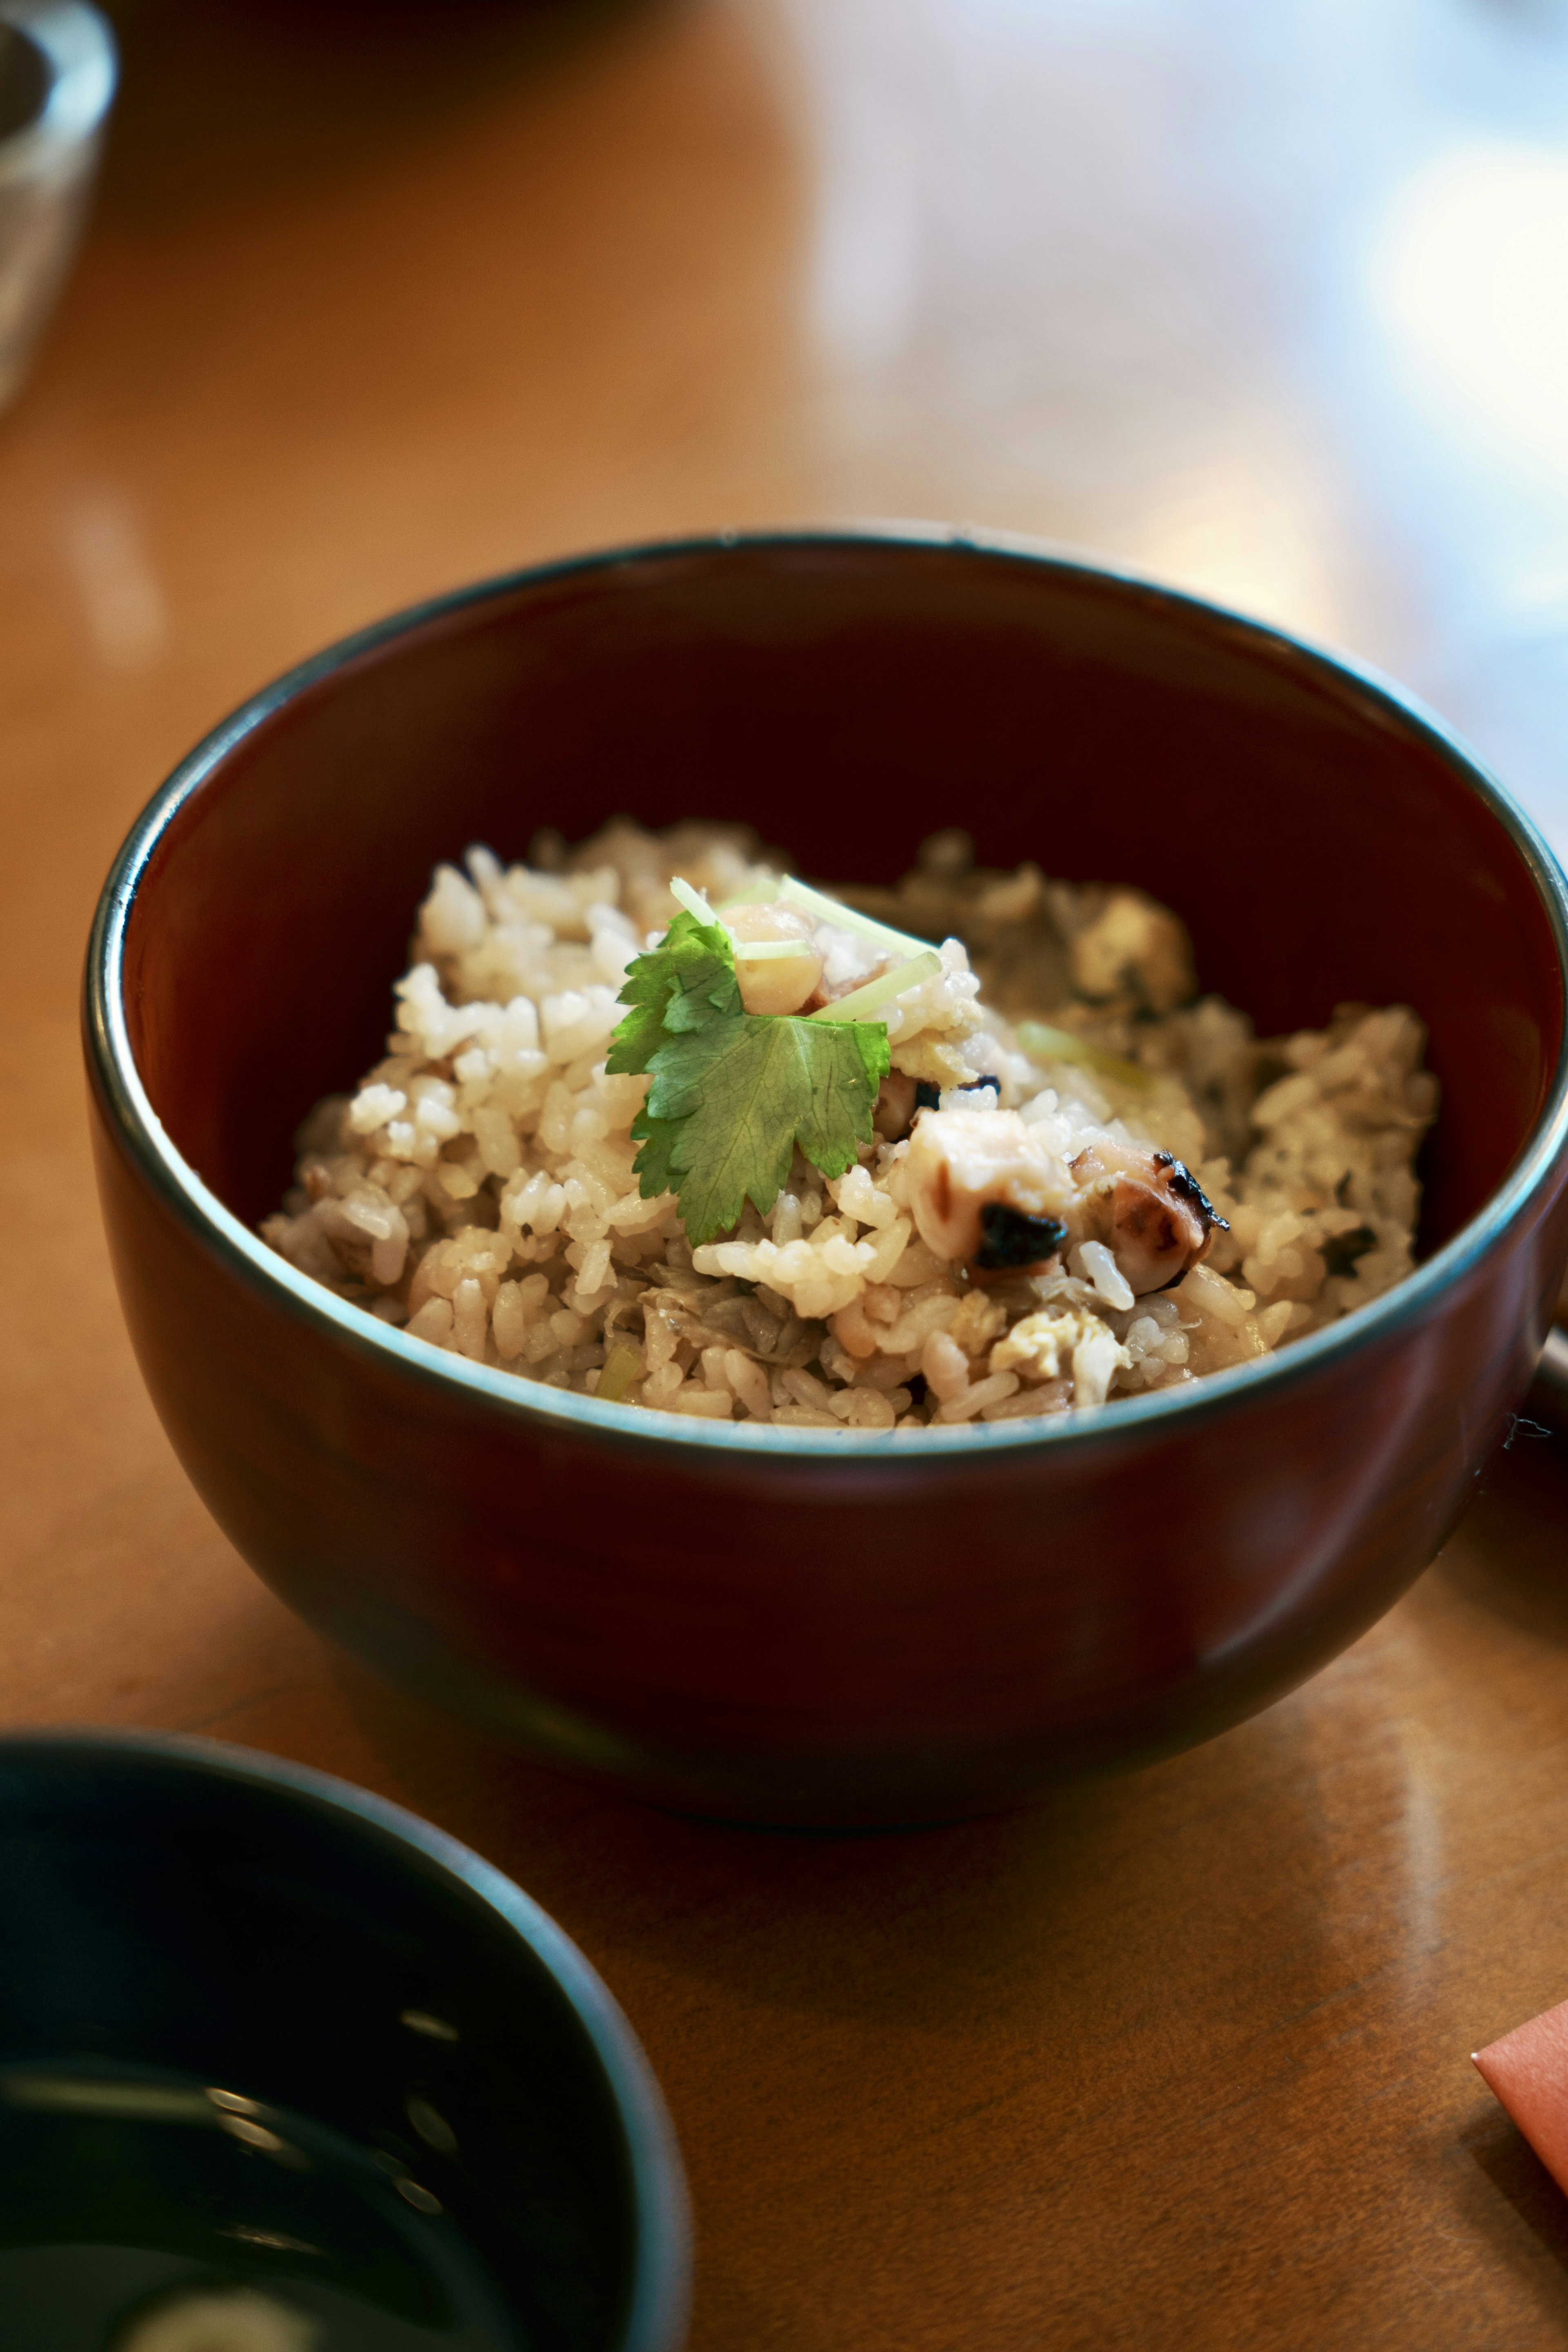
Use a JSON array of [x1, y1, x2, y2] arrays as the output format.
[[606, 894, 901, 1246], [608, 894, 743, 1065]]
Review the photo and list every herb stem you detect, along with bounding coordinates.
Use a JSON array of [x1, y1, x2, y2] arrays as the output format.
[[1016, 1021, 1154, 1091], [808, 950, 942, 1023], [777, 875, 936, 963], [668, 875, 715, 924]]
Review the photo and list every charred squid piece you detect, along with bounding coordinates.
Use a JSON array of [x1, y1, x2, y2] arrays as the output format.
[[905, 1107, 1074, 1267], [975, 1202, 1069, 1271], [1068, 1140, 1226, 1295], [1153, 1151, 1224, 1233]]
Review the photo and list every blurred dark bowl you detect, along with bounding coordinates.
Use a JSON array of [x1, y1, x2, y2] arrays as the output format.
[[0, 1730, 688, 2349], [83, 530, 1568, 1826]]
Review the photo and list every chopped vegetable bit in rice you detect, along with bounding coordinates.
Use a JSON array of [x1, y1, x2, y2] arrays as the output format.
[[262, 823, 1437, 1430]]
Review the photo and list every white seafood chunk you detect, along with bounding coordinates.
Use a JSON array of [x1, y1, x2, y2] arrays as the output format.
[[903, 1107, 1074, 1265]]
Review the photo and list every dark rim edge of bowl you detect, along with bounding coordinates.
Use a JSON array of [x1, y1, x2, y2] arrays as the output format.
[[0, 1726, 692, 2352], [82, 521, 1568, 1463]]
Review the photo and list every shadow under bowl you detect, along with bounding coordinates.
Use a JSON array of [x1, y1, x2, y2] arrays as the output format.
[[0, 1730, 688, 2350], [84, 529, 1568, 1826]]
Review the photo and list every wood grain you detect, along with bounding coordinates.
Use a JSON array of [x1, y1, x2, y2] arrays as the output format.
[[9, 0, 1568, 2341]]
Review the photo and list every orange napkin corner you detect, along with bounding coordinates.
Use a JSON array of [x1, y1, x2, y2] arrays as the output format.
[[1474, 1997, 1568, 2192]]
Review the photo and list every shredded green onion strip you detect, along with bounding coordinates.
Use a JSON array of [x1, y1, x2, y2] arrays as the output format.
[[673, 871, 942, 1015], [667, 880, 1136, 1062], [670, 875, 849, 961], [1016, 1020, 1154, 1092], [777, 875, 935, 962], [716, 873, 935, 966], [677, 865, 945, 1011], [668, 875, 716, 924], [809, 950, 942, 1023]]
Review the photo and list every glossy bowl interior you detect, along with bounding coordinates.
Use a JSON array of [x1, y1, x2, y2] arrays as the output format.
[[0, 1731, 688, 2352], [86, 531, 1568, 1824]]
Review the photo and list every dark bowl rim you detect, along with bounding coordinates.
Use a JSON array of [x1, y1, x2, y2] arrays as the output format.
[[83, 521, 1568, 1463], [0, 1724, 690, 2352]]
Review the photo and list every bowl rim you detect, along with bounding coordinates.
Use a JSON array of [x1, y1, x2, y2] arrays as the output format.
[[0, 1724, 691, 2352], [84, 521, 1568, 1463]]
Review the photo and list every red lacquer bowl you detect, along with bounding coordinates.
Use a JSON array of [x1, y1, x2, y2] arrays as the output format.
[[84, 530, 1568, 1826]]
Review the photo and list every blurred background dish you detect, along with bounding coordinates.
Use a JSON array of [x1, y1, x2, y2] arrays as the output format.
[[0, 1729, 690, 2352], [84, 530, 1568, 1826], [0, 0, 114, 412], [91, 0, 639, 212]]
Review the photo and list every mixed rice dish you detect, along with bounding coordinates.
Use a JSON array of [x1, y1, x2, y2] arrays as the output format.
[[263, 823, 1437, 1432]]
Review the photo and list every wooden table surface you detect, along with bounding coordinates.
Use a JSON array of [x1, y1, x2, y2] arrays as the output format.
[[9, 2, 1568, 2343]]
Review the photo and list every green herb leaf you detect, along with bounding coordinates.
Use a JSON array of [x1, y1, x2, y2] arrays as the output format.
[[607, 909, 891, 1245], [633, 1013, 889, 1244], [604, 907, 741, 1075]]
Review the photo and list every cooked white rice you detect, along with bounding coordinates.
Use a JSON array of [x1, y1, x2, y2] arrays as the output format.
[[261, 823, 1437, 1430]]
